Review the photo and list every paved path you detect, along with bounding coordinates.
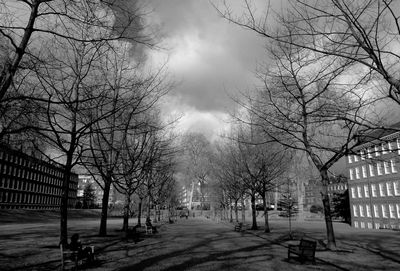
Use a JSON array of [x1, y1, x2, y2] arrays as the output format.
[[91, 218, 339, 271]]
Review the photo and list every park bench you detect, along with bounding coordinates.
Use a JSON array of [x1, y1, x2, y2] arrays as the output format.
[[144, 224, 153, 235], [60, 244, 95, 270], [288, 238, 316, 264], [234, 222, 243, 232]]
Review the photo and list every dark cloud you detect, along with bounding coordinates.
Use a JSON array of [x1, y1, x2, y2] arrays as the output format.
[[105, 0, 149, 61], [146, 0, 267, 111]]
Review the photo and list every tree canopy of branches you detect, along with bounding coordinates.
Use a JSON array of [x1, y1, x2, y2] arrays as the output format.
[[225, 30, 375, 248], [0, 0, 152, 102]]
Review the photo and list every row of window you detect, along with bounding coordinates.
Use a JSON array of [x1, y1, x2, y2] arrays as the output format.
[[0, 151, 63, 176], [1, 164, 64, 182], [353, 203, 400, 219], [0, 191, 62, 205], [349, 159, 398, 180], [0, 177, 76, 194], [328, 184, 347, 191], [351, 181, 400, 199], [348, 139, 400, 164], [353, 221, 394, 229]]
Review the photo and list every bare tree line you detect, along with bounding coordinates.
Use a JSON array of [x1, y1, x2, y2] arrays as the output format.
[[0, 1, 179, 247], [213, 0, 400, 249]]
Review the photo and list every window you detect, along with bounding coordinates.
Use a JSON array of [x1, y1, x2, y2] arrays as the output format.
[[388, 141, 393, 152], [377, 163, 383, 175], [384, 161, 390, 174], [387, 182, 393, 196], [371, 184, 377, 197], [389, 204, 396, 218], [349, 168, 354, 180], [382, 204, 388, 218], [369, 164, 375, 177], [394, 181, 400, 196], [367, 148, 372, 158], [355, 167, 360, 179], [351, 187, 356, 198], [366, 205, 371, 217], [359, 205, 364, 217], [354, 154, 359, 162], [397, 204, 400, 218], [397, 138, 400, 155], [354, 221, 359, 228], [382, 143, 387, 154], [375, 145, 380, 156], [373, 204, 379, 217], [362, 165, 367, 178], [348, 155, 353, 164], [364, 185, 369, 198], [391, 159, 397, 173], [379, 183, 386, 197], [357, 186, 362, 198], [360, 150, 365, 160], [360, 221, 365, 229], [375, 223, 380, 229], [353, 205, 358, 217], [368, 222, 373, 229]]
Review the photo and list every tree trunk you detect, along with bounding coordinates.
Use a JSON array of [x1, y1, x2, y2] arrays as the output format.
[[251, 193, 258, 230], [122, 192, 130, 232], [99, 179, 111, 236], [0, 2, 39, 102], [262, 191, 270, 233], [321, 168, 336, 250], [229, 198, 233, 222], [137, 198, 143, 226], [60, 159, 73, 247], [234, 200, 238, 222], [296, 177, 304, 222], [154, 204, 158, 222], [188, 181, 195, 210], [241, 196, 245, 223], [147, 195, 151, 220]]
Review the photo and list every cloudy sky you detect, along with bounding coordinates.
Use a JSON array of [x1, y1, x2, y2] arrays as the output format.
[[141, 0, 273, 140]]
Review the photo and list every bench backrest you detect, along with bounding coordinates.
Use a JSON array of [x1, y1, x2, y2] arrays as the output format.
[[299, 239, 316, 257]]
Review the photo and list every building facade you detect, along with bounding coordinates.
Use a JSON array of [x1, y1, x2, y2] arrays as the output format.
[[0, 145, 78, 209], [303, 176, 347, 211], [77, 174, 115, 208], [347, 128, 400, 229]]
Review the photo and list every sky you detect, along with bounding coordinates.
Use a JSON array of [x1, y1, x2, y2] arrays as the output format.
[[140, 0, 272, 141]]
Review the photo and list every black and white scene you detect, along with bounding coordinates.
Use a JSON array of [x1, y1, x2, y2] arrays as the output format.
[[1, 0, 400, 270]]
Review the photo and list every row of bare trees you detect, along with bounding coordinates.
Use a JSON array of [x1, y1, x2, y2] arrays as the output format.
[[0, 1, 179, 246], [212, 122, 292, 233], [214, 0, 400, 249]]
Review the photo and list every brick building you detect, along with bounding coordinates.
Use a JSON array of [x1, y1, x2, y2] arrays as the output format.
[[0, 145, 78, 209], [347, 124, 400, 229]]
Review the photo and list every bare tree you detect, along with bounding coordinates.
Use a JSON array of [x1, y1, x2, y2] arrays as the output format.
[[213, 139, 247, 223], [215, 0, 400, 108], [181, 132, 213, 211], [0, 0, 152, 102], [81, 43, 170, 236], [237, 38, 374, 248], [30, 36, 114, 246]]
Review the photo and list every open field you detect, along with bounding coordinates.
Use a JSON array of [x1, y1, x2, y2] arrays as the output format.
[[1, 210, 400, 270]]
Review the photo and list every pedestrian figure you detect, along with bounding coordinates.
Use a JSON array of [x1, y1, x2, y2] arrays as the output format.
[[146, 217, 158, 233], [69, 233, 94, 263]]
